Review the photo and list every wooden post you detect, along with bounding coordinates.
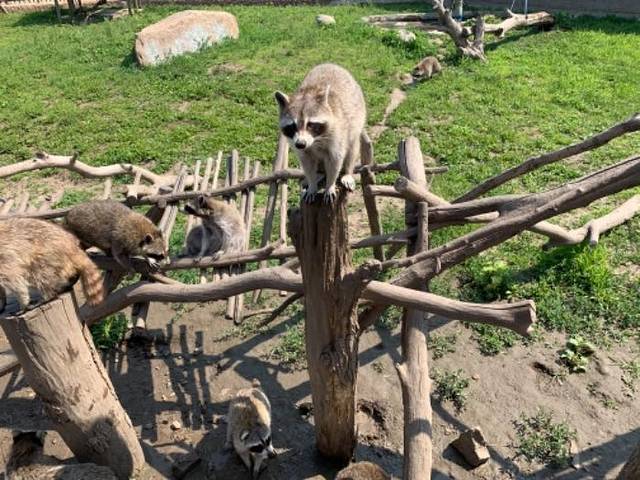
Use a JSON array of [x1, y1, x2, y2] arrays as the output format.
[[289, 191, 361, 463], [253, 135, 288, 302], [396, 137, 433, 480], [359, 131, 385, 262], [0, 294, 145, 479]]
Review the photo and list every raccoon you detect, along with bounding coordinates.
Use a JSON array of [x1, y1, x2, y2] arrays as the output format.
[[7, 430, 117, 480], [0, 218, 105, 310], [65, 200, 167, 271], [183, 196, 245, 261], [335, 461, 390, 480], [275, 63, 367, 204], [412, 56, 442, 80], [226, 379, 276, 479]]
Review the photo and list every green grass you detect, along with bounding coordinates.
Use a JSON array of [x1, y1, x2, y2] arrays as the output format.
[[514, 409, 576, 467], [2, 7, 640, 353], [271, 318, 306, 368], [427, 332, 457, 359], [90, 312, 128, 349], [432, 368, 469, 412]]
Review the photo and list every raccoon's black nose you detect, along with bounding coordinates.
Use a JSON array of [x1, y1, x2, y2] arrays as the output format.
[[295, 140, 307, 150]]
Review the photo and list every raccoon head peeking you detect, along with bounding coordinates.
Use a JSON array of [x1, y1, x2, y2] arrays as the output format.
[[275, 86, 332, 151]]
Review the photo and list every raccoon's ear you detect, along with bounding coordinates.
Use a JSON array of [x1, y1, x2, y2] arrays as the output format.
[[240, 430, 250, 441], [274, 91, 289, 111], [144, 234, 153, 245], [198, 195, 207, 208]]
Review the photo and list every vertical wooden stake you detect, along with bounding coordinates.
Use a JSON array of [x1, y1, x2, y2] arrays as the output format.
[[360, 131, 385, 262], [0, 294, 145, 479], [396, 137, 433, 480], [289, 191, 360, 463]]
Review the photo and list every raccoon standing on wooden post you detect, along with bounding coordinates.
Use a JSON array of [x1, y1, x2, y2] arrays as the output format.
[[225, 379, 276, 479], [275, 63, 367, 204], [0, 218, 105, 311]]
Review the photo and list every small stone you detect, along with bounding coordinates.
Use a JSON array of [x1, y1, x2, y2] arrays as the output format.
[[472, 374, 480, 381], [450, 427, 490, 468], [170, 420, 182, 431], [397, 29, 416, 43], [172, 451, 201, 480], [193, 347, 203, 356], [316, 14, 336, 26]]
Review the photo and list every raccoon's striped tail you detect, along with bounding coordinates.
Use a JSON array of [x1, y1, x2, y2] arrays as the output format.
[[74, 251, 105, 306]]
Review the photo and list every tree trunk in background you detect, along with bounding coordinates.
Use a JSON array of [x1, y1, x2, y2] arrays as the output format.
[[0, 293, 145, 480]]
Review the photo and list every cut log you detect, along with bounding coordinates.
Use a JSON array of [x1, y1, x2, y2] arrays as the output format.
[[431, 0, 486, 61], [0, 294, 145, 479], [289, 191, 362, 463], [486, 10, 555, 38]]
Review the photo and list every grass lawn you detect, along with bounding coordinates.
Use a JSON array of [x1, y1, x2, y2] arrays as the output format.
[[1, 6, 640, 350]]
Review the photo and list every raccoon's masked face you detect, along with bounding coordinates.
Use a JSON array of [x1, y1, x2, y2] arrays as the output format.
[[241, 429, 276, 478], [275, 89, 332, 152], [139, 228, 167, 267]]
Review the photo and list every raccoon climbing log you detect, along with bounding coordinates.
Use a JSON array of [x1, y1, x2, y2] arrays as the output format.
[[0, 293, 145, 479], [289, 190, 361, 463]]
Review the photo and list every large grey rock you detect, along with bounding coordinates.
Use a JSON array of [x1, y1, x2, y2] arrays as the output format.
[[135, 10, 239, 67]]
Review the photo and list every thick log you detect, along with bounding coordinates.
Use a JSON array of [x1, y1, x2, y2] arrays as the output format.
[[397, 136, 432, 480], [289, 191, 361, 462], [456, 113, 640, 203], [486, 10, 555, 38], [0, 294, 145, 479]]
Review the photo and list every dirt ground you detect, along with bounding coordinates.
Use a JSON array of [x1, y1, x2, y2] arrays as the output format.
[[1, 294, 639, 479]]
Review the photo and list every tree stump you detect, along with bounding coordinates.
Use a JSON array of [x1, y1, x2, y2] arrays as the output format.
[[289, 190, 361, 463], [0, 293, 145, 479]]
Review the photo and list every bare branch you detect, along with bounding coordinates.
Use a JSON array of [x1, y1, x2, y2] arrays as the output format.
[[0, 152, 186, 187], [456, 113, 640, 203], [362, 281, 535, 337]]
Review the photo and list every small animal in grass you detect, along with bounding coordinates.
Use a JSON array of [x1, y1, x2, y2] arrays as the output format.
[[225, 379, 277, 479], [275, 63, 367, 204], [65, 200, 167, 271], [0, 218, 105, 311], [7, 430, 118, 480], [183, 195, 245, 261], [335, 461, 391, 480], [412, 56, 442, 80]]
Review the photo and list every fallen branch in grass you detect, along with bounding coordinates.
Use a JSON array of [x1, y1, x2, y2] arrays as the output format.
[[485, 10, 555, 38]]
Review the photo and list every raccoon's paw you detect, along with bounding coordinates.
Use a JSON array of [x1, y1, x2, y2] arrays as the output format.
[[340, 175, 356, 191], [302, 188, 317, 203], [323, 185, 338, 204]]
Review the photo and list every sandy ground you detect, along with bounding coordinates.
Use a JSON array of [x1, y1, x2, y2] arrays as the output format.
[[1, 295, 639, 479]]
